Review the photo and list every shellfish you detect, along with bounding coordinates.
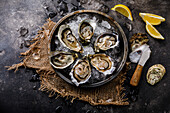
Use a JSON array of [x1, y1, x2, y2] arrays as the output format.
[[69, 57, 91, 86], [50, 51, 78, 69], [89, 54, 116, 75], [78, 19, 96, 43], [146, 64, 166, 85], [129, 33, 149, 51], [94, 33, 119, 52], [58, 24, 83, 53]]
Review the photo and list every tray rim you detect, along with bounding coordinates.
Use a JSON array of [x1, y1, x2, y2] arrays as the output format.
[[48, 10, 128, 87]]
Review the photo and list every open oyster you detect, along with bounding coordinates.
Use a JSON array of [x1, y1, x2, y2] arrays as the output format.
[[94, 33, 119, 52], [50, 51, 78, 69], [78, 19, 96, 43], [69, 57, 91, 86], [89, 54, 116, 75], [146, 64, 166, 85], [58, 24, 83, 53], [129, 33, 149, 51]]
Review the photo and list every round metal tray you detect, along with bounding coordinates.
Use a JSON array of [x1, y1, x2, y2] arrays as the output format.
[[49, 10, 128, 87]]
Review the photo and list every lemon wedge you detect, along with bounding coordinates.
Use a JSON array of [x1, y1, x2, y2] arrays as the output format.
[[111, 4, 133, 21], [146, 21, 164, 40], [139, 13, 165, 25]]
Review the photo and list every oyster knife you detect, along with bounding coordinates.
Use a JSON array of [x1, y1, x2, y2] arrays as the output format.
[[130, 46, 151, 86]]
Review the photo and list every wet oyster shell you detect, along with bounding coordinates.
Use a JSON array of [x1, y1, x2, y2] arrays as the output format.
[[129, 33, 149, 51], [94, 33, 119, 52], [89, 54, 116, 75], [78, 19, 96, 43], [69, 57, 91, 86], [147, 64, 166, 85], [58, 24, 83, 53], [50, 51, 78, 69]]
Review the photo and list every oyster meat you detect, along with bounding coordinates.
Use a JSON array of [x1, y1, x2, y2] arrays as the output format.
[[89, 54, 116, 75], [78, 19, 96, 43], [146, 64, 166, 85], [58, 24, 83, 52], [94, 33, 119, 52], [129, 33, 149, 51], [50, 51, 78, 69], [70, 57, 91, 86]]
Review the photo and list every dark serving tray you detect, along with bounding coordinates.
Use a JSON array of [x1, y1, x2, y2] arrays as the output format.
[[48, 10, 128, 87]]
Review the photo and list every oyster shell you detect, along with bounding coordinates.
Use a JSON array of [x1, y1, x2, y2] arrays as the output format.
[[89, 54, 116, 75], [146, 64, 166, 85], [58, 24, 83, 53], [129, 44, 150, 63], [94, 33, 119, 52], [129, 33, 149, 51], [78, 19, 96, 43], [70, 57, 91, 86], [50, 51, 78, 69]]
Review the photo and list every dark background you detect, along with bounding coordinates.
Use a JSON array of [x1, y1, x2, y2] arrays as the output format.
[[0, 0, 170, 113]]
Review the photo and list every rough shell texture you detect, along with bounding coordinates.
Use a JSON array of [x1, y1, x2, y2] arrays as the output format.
[[129, 33, 149, 51], [78, 19, 96, 43], [89, 54, 115, 75], [69, 57, 91, 86], [94, 33, 119, 52], [58, 24, 83, 52], [50, 51, 78, 69], [146, 64, 166, 85]]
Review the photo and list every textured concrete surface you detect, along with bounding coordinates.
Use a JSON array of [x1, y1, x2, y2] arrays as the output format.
[[0, 0, 170, 113]]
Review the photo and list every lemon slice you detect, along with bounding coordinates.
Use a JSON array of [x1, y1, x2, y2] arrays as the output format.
[[139, 13, 165, 25], [111, 4, 133, 21], [146, 21, 164, 40]]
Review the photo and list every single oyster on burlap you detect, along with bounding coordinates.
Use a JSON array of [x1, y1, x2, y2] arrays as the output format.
[[94, 33, 119, 52], [129, 33, 149, 51], [58, 24, 83, 53], [70, 57, 91, 86], [146, 64, 166, 85], [89, 54, 116, 75], [50, 51, 78, 69], [78, 19, 96, 43]]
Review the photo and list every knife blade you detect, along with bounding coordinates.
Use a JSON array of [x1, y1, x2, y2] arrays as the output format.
[[130, 45, 151, 86]]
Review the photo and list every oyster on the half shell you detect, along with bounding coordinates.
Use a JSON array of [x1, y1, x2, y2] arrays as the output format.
[[78, 19, 96, 43], [146, 64, 166, 85], [50, 51, 78, 69], [58, 24, 83, 53], [69, 57, 91, 86], [94, 33, 119, 52], [89, 54, 116, 75]]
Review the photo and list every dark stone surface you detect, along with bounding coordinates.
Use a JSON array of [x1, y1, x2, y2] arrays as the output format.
[[0, 0, 170, 113]]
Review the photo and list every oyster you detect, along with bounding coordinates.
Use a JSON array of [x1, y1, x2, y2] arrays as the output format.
[[78, 19, 96, 43], [58, 24, 83, 53], [50, 51, 78, 69], [89, 54, 116, 75], [129, 33, 149, 51], [70, 57, 91, 86], [129, 44, 150, 63], [146, 64, 166, 85], [94, 33, 119, 52]]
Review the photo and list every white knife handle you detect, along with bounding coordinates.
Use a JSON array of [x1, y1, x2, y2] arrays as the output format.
[[130, 64, 143, 86]]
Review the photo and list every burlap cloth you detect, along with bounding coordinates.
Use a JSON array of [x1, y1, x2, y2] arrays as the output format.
[[7, 19, 130, 105]]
